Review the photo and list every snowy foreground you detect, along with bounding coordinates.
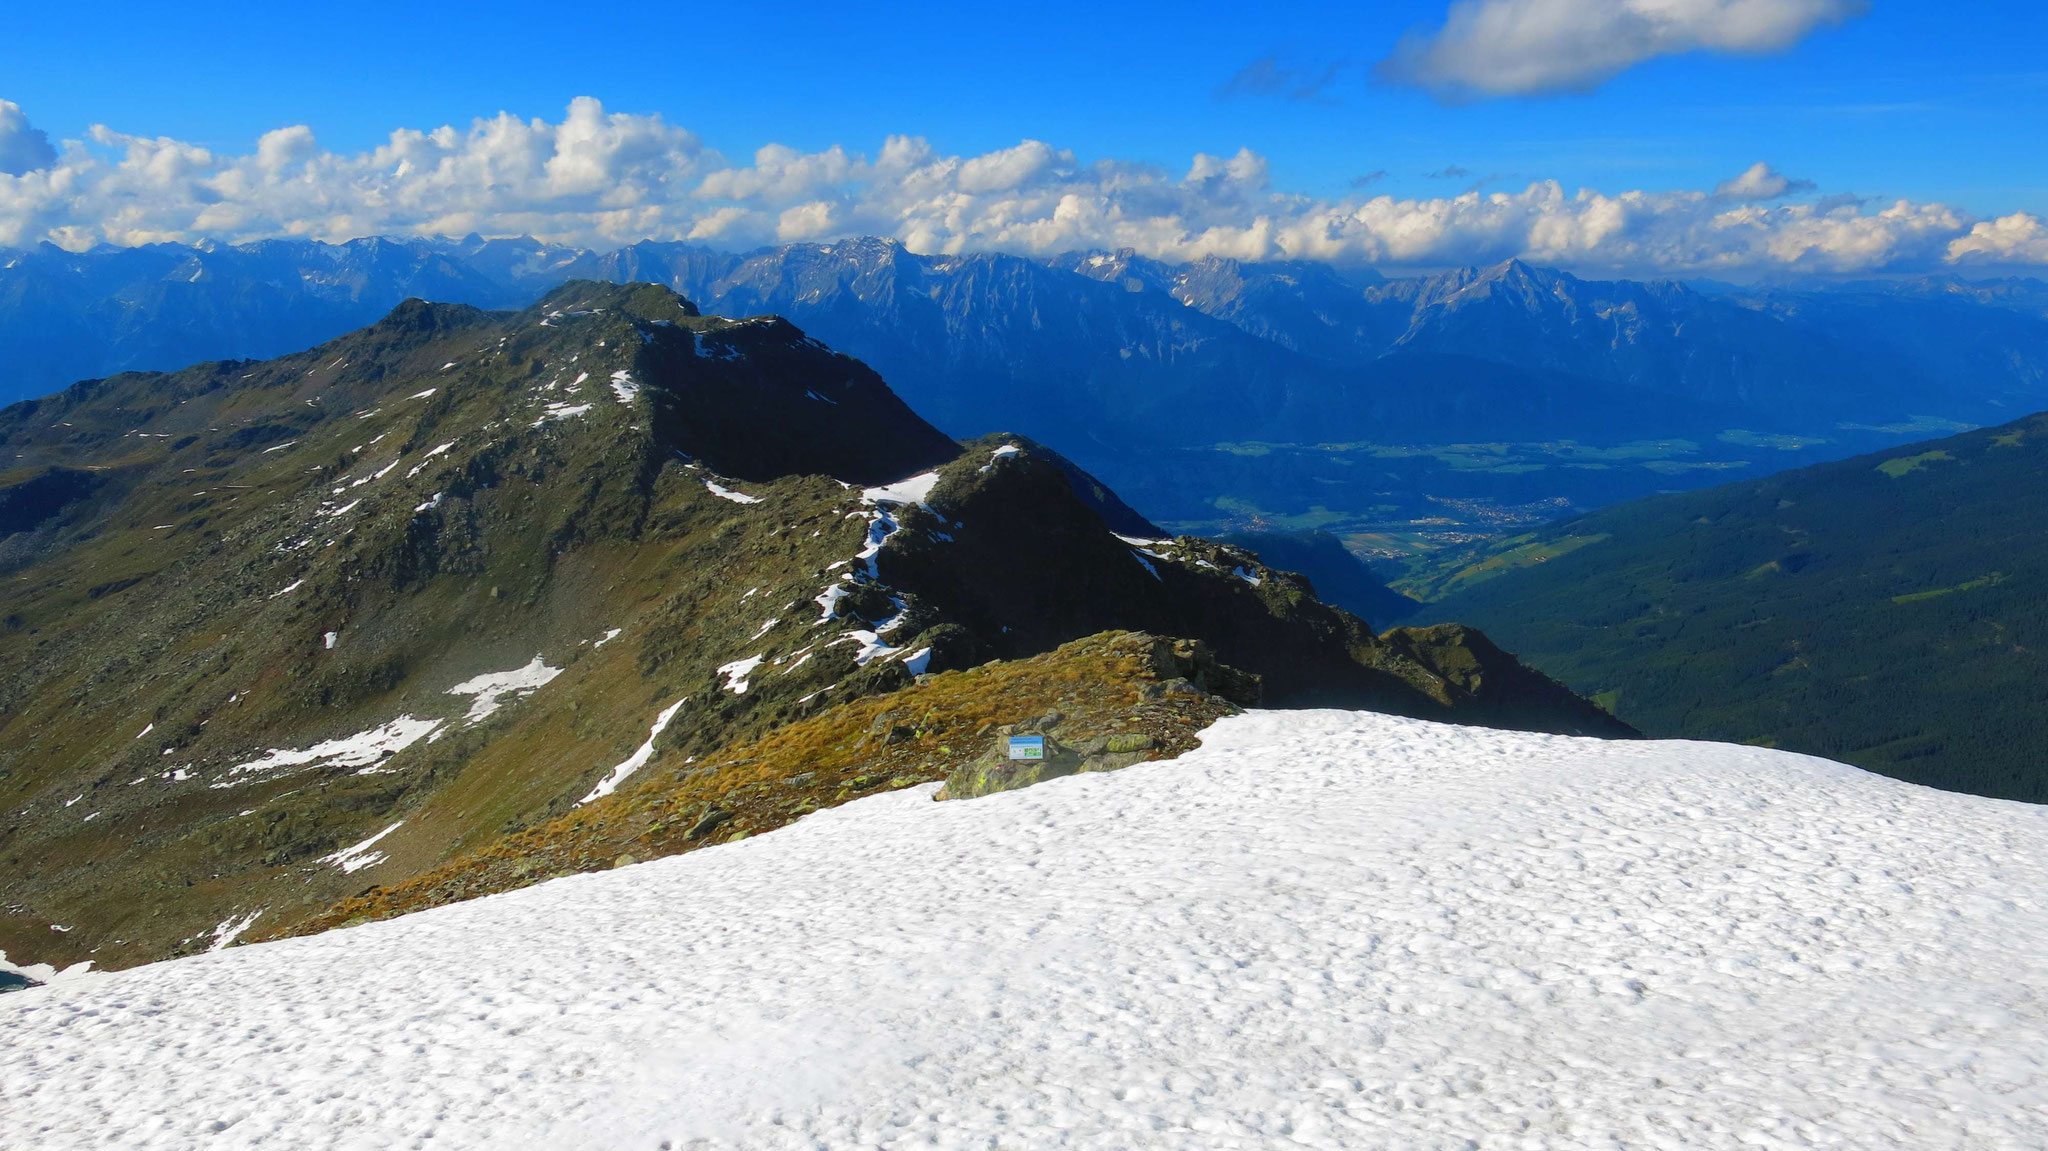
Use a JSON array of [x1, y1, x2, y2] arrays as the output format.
[[6, 712, 2048, 1149]]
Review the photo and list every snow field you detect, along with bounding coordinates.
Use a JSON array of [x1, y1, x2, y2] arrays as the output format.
[[4, 711, 2046, 1149]]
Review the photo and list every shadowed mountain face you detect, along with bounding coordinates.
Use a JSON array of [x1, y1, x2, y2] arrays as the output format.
[[1215, 529, 1421, 630], [1416, 409, 2048, 804], [0, 281, 1621, 974]]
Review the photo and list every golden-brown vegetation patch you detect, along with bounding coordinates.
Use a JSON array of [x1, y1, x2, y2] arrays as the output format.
[[280, 631, 1242, 937]]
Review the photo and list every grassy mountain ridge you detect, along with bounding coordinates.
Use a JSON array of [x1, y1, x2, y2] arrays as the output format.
[[279, 629, 1253, 938], [1418, 410, 2048, 801], [0, 281, 1621, 973]]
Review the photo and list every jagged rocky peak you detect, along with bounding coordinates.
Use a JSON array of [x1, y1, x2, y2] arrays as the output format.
[[1430, 258, 1556, 304], [870, 434, 1628, 729], [1060, 247, 1175, 292], [720, 237, 928, 304]]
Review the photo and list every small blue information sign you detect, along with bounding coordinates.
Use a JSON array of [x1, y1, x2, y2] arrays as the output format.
[[1007, 735, 1046, 761]]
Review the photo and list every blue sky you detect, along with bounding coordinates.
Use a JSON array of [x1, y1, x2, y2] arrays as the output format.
[[1, 1, 2044, 273]]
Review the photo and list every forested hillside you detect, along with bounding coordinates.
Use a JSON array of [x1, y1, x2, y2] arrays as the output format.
[[1420, 411, 2048, 801]]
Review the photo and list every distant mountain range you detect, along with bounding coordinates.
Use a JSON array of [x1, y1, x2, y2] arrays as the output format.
[[1414, 410, 2048, 803], [8, 235, 2048, 548], [0, 281, 1619, 973], [10, 236, 2046, 430]]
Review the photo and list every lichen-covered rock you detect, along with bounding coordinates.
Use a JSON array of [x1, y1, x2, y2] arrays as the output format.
[[936, 732, 1087, 800], [936, 726, 1168, 801], [685, 807, 732, 840]]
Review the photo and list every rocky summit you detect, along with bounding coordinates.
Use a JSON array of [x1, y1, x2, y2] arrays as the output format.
[[0, 281, 1624, 974]]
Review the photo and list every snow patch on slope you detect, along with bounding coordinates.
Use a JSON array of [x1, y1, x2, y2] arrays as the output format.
[[534, 401, 592, 426], [406, 440, 455, 478], [224, 716, 442, 782], [204, 909, 262, 953], [861, 470, 941, 508], [703, 479, 761, 504], [445, 656, 562, 724], [813, 583, 851, 623], [318, 822, 403, 875], [716, 655, 766, 694], [979, 442, 1022, 473], [579, 698, 686, 805]]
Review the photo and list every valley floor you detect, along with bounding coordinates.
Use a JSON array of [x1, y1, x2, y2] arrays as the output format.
[[4, 712, 2045, 1149]]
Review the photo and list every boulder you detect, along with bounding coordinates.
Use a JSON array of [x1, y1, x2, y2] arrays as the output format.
[[936, 728, 1163, 801]]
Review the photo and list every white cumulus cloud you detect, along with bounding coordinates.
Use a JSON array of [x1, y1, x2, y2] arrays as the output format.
[[1380, 0, 1868, 99], [0, 97, 2041, 276], [1948, 213, 2048, 266], [0, 100, 57, 176]]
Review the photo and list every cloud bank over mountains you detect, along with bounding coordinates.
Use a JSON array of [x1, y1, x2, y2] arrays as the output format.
[[0, 96, 2041, 277], [1379, 0, 1869, 99]]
